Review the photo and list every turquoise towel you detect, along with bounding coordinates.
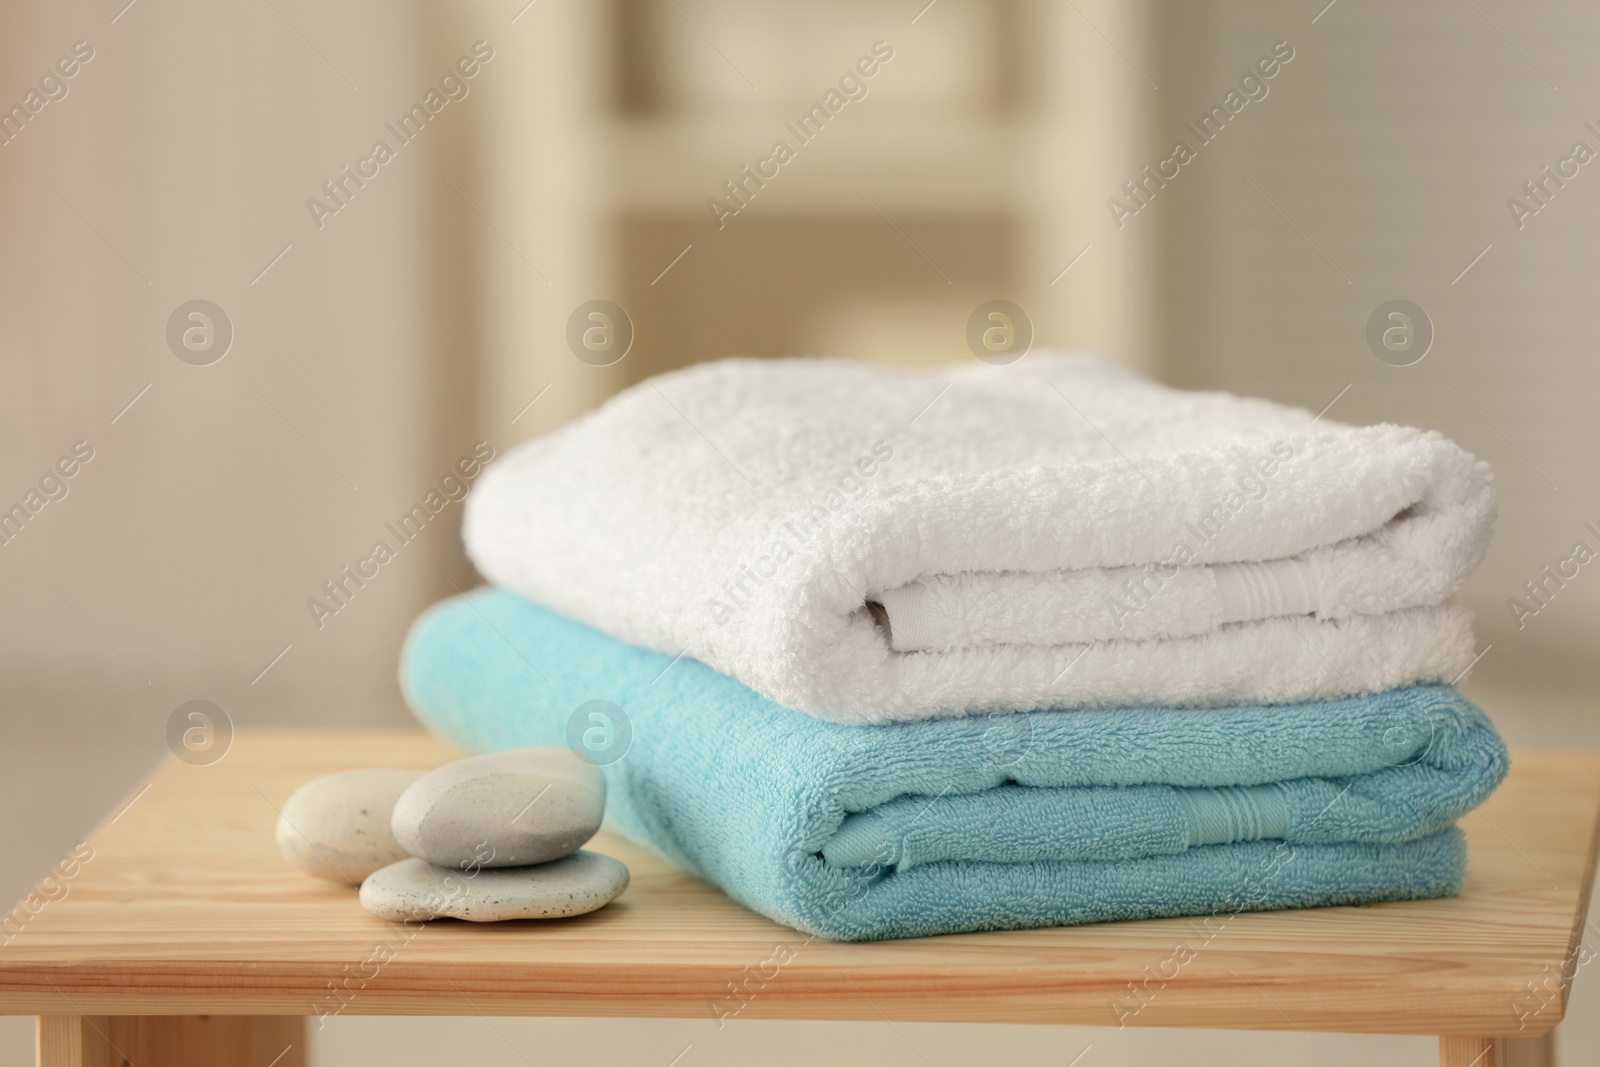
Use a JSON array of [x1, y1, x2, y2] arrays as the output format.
[[401, 589, 1509, 942]]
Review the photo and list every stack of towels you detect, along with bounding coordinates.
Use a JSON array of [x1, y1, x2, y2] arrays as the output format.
[[402, 353, 1509, 941]]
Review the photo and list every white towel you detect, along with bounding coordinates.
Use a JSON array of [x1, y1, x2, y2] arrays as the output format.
[[466, 353, 1493, 724]]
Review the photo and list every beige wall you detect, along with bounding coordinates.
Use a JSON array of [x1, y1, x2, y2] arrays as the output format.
[[0, 0, 490, 738]]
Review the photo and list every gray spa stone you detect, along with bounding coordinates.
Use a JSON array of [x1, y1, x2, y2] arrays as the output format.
[[390, 747, 605, 869], [276, 768, 425, 885], [358, 851, 629, 922]]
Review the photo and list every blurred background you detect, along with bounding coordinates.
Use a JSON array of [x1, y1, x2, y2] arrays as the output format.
[[2, 0, 1596, 1063]]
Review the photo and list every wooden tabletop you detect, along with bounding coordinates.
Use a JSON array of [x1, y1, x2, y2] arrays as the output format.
[[1, 732, 1595, 1037]]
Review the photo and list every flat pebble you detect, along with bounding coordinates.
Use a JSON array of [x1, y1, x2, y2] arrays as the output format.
[[359, 851, 629, 922], [276, 768, 424, 885], [391, 747, 605, 869]]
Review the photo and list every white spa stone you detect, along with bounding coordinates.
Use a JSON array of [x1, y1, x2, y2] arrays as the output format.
[[276, 768, 424, 885], [390, 747, 605, 869], [358, 851, 629, 922]]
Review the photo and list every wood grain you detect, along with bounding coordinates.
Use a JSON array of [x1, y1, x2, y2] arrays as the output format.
[[36, 1016, 101, 1067], [1439, 1035, 1494, 1067], [36, 1014, 305, 1067], [1437, 1033, 1557, 1067], [0, 732, 1595, 1037]]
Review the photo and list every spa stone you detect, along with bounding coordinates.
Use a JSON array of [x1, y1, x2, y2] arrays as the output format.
[[390, 747, 605, 869], [358, 851, 629, 922], [276, 768, 424, 884]]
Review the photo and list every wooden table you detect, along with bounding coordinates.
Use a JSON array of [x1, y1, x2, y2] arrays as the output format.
[[2, 733, 1595, 1067]]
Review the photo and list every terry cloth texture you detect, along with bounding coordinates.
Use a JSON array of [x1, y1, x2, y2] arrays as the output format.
[[464, 353, 1494, 723], [400, 589, 1509, 942]]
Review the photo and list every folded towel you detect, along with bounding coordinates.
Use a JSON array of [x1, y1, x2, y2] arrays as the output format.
[[400, 589, 1509, 941], [466, 354, 1493, 723]]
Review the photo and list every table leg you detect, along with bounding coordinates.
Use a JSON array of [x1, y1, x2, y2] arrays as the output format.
[[37, 1015, 307, 1067], [1438, 1033, 1556, 1067]]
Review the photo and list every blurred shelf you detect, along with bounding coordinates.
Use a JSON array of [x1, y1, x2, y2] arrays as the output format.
[[608, 117, 1028, 214]]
